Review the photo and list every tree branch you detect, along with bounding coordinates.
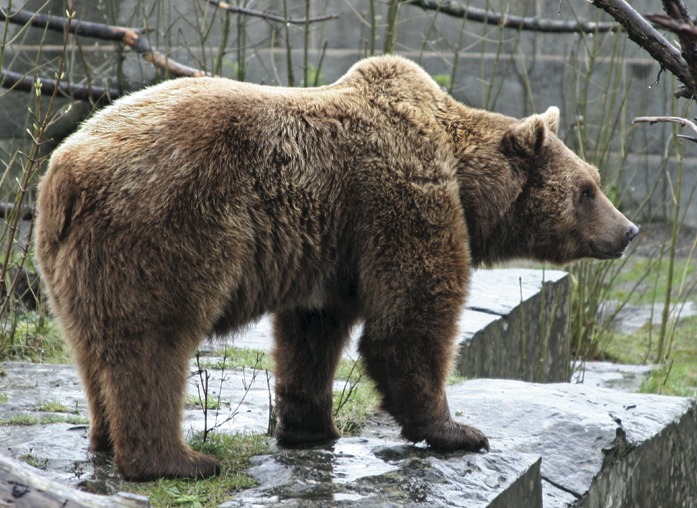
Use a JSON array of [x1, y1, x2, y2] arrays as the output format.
[[0, 6, 208, 78], [0, 68, 120, 102], [647, 14, 697, 41], [633, 115, 697, 143], [405, 0, 621, 33], [590, 0, 696, 98], [206, 0, 340, 25], [658, 0, 697, 98]]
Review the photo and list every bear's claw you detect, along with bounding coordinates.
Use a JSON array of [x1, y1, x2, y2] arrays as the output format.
[[423, 420, 490, 453]]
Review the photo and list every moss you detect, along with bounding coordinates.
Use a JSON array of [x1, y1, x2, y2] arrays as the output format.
[[126, 433, 270, 507]]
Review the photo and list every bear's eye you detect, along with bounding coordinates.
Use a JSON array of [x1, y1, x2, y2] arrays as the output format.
[[580, 187, 594, 202]]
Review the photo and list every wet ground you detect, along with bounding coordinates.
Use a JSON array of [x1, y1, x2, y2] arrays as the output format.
[[0, 355, 657, 494]]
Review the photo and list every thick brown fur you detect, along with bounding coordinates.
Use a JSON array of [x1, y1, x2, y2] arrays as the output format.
[[34, 55, 638, 481]]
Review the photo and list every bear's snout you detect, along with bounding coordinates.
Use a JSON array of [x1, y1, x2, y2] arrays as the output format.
[[602, 219, 639, 259], [617, 221, 640, 255], [626, 223, 640, 244], [586, 215, 639, 260]]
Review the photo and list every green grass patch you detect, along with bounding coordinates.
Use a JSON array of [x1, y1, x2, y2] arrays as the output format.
[[641, 363, 697, 398], [126, 432, 269, 508], [0, 393, 8, 403], [603, 314, 697, 397], [603, 257, 697, 306], [332, 359, 380, 436], [187, 395, 222, 411], [0, 413, 88, 426], [333, 381, 380, 437], [19, 453, 49, 470], [198, 348, 273, 372], [37, 400, 77, 413], [0, 312, 68, 363]]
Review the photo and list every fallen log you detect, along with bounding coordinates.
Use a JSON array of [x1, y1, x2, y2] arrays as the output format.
[[0, 454, 149, 508]]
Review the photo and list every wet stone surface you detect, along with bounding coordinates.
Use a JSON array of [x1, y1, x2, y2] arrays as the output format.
[[2, 360, 695, 507], [220, 439, 542, 508]]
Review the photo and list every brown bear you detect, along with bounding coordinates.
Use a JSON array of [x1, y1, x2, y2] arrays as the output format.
[[34, 55, 638, 481]]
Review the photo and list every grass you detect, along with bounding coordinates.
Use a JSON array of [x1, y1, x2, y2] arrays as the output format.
[[19, 453, 49, 470], [606, 257, 697, 307], [0, 413, 88, 426], [603, 315, 697, 398], [333, 359, 380, 436], [200, 347, 273, 371], [126, 432, 269, 508], [187, 394, 222, 411], [0, 312, 68, 364], [37, 400, 78, 413]]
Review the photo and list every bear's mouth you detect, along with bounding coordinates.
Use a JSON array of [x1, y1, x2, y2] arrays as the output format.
[[589, 241, 625, 260]]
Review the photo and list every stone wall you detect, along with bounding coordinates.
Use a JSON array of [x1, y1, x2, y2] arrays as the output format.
[[1, 0, 696, 226]]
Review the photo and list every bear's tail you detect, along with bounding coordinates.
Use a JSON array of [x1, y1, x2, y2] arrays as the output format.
[[34, 160, 82, 267]]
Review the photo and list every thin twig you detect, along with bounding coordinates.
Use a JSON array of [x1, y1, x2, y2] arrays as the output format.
[[633, 115, 697, 143], [206, 0, 339, 25], [406, 0, 621, 33]]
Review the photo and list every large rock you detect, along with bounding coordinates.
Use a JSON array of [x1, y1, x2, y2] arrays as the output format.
[[1, 364, 695, 507], [221, 440, 543, 508], [445, 379, 697, 508], [221, 379, 696, 508], [456, 269, 570, 382], [220, 269, 572, 383]]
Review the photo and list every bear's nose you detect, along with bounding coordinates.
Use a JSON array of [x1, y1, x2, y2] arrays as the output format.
[[626, 223, 639, 243]]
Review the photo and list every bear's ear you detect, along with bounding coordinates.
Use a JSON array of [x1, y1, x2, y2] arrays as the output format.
[[502, 115, 548, 158], [541, 106, 560, 135]]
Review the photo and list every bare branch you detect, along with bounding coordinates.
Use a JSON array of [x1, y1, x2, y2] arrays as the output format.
[[0, 6, 208, 78], [405, 0, 621, 33], [0, 201, 33, 221], [659, 0, 697, 96], [590, 0, 696, 99], [633, 115, 697, 143], [648, 14, 697, 41], [0, 68, 119, 103], [206, 0, 340, 25]]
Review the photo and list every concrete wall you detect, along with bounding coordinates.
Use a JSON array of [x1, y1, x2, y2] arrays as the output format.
[[2, 0, 696, 227]]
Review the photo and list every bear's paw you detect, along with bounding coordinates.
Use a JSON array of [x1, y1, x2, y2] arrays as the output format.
[[422, 420, 490, 453]]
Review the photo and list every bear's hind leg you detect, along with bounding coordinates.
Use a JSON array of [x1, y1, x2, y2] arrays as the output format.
[[100, 334, 220, 481], [69, 336, 112, 452], [273, 308, 356, 446]]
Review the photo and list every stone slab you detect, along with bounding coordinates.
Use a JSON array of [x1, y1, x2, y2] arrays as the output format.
[[2, 363, 695, 507], [441, 379, 697, 508], [456, 269, 570, 382], [214, 268, 572, 383], [571, 361, 655, 393], [220, 440, 542, 508]]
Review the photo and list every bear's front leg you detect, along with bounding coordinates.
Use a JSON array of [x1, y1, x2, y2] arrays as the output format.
[[273, 307, 357, 446], [357, 185, 489, 453], [359, 308, 490, 453]]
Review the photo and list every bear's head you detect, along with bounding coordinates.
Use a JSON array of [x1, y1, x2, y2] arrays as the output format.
[[490, 107, 639, 265]]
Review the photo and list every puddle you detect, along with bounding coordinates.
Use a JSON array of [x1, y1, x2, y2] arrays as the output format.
[[328, 438, 400, 484]]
